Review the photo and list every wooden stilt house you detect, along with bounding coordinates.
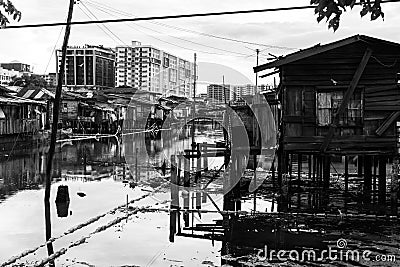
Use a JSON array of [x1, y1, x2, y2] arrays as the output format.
[[254, 35, 400, 209]]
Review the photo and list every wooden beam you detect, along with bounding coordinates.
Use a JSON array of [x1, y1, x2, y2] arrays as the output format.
[[375, 111, 400, 136], [260, 69, 279, 78], [320, 47, 373, 152]]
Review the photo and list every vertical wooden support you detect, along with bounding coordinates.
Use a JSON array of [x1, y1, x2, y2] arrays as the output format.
[[308, 154, 312, 184], [364, 155, 372, 204], [184, 157, 190, 187], [391, 157, 399, 216], [373, 156, 377, 203], [378, 156, 387, 206], [312, 155, 317, 184], [271, 161, 276, 187], [344, 155, 349, 195], [177, 153, 182, 185], [202, 142, 208, 171], [297, 153, 302, 190], [392, 121, 400, 215], [183, 191, 190, 227], [358, 155, 364, 179], [277, 149, 283, 188], [323, 155, 331, 190], [169, 155, 178, 242], [195, 144, 201, 183], [135, 148, 139, 182], [170, 155, 179, 208], [196, 191, 201, 210]]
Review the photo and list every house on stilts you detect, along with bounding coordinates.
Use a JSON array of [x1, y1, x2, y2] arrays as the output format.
[[254, 35, 400, 215]]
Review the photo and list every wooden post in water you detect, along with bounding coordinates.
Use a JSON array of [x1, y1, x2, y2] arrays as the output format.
[[323, 155, 331, 190], [170, 155, 179, 208], [135, 148, 139, 182], [177, 152, 182, 185], [364, 155, 372, 204], [297, 153, 302, 191], [344, 155, 349, 209], [391, 157, 399, 216], [378, 156, 387, 206], [391, 121, 400, 215], [169, 155, 178, 242], [202, 142, 208, 171], [184, 157, 190, 187], [373, 156, 377, 203], [196, 143, 201, 183]]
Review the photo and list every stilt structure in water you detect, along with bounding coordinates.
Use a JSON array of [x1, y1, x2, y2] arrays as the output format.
[[254, 35, 400, 216]]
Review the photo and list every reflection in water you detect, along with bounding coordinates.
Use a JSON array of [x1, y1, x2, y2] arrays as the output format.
[[44, 199, 55, 267]]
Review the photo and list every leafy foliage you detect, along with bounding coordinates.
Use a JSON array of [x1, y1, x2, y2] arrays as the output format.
[[0, 0, 21, 28], [10, 75, 48, 88], [311, 0, 384, 31]]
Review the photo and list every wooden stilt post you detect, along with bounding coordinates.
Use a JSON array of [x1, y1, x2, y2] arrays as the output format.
[[308, 154, 312, 185], [391, 121, 400, 215], [364, 155, 372, 204], [344, 155, 349, 212], [202, 142, 208, 171], [358, 155, 364, 179], [195, 144, 201, 183], [323, 155, 331, 190], [373, 156, 377, 203], [378, 156, 387, 206], [297, 153, 302, 190], [135, 148, 139, 182], [391, 157, 399, 216], [184, 157, 190, 187], [170, 155, 179, 208]]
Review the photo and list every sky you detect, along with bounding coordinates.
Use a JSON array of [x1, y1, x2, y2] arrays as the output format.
[[1, 0, 400, 89]]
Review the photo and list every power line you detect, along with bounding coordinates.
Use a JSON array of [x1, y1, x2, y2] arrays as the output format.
[[84, 1, 255, 58], [84, 0, 288, 53], [44, 25, 64, 74], [4, 0, 399, 30], [5, 0, 399, 30], [78, 1, 126, 45], [0, 4, 340, 30]]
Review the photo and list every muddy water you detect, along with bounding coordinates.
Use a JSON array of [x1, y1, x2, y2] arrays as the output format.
[[0, 132, 399, 266]]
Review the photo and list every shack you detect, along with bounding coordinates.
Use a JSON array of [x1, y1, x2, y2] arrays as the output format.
[[254, 35, 400, 212]]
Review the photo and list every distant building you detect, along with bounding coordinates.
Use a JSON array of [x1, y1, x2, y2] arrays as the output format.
[[0, 67, 22, 86], [0, 62, 31, 73], [56, 45, 115, 90], [207, 84, 233, 103], [40, 73, 57, 87], [115, 41, 195, 98], [232, 84, 272, 100]]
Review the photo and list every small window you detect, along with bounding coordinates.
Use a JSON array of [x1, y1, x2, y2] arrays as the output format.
[[316, 88, 362, 127]]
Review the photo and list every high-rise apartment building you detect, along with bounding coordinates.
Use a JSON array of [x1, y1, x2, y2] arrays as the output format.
[[56, 45, 115, 90], [207, 84, 233, 104], [115, 41, 195, 98], [232, 84, 272, 100]]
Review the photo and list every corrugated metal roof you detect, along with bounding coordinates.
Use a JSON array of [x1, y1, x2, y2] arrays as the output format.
[[254, 34, 400, 73]]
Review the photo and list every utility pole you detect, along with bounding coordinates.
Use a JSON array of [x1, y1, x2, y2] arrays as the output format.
[[256, 48, 260, 89], [191, 53, 197, 151], [45, 0, 75, 202]]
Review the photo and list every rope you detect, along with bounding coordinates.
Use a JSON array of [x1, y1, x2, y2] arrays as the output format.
[[371, 56, 398, 68]]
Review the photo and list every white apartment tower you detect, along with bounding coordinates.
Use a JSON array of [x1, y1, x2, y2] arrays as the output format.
[[115, 41, 195, 98]]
